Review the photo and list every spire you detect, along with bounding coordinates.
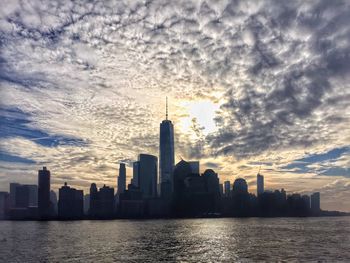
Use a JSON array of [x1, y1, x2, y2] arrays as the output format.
[[166, 96, 168, 120]]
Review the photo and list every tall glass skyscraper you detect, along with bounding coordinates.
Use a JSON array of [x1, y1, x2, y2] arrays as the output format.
[[117, 163, 126, 194], [38, 166, 51, 219], [257, 173, 264, 196], [159, 98, 175, 198], [138, 154, 158, 198]]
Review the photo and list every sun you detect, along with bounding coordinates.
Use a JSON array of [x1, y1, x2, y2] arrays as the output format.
[[179, 100, 220, 136]]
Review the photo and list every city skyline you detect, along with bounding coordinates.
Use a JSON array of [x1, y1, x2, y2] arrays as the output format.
[[0, 0, 350, 212]]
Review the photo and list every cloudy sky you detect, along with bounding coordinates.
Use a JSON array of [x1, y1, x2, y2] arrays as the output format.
[[1, 0, 349, 211]]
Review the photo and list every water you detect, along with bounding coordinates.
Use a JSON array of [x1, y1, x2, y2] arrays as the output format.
[[0, 217, 349, 262]]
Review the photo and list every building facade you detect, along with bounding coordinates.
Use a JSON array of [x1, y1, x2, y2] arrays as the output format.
[[38, 167, 51, 218], [257, 173, 264, 196], [138, 154, 158, 198], [159, 99, 175, 198], [117, 163, 126, 194]]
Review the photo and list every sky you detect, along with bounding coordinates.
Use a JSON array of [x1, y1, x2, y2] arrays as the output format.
[[0, 0, 349, 211]]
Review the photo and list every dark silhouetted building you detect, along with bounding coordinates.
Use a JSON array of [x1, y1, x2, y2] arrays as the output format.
[[117, 163, 126, 194], [9, 184, 37, 208], [0, 192, 10, 220], [159, 98, 175, 198], [58, 183, 83, 219], [50, 190, 58, 216], [9, 183, 19, 208], [188, 161, 200, 174], [173, 160, 192, 194], [232, 178, 248, 194], [219, 183, 224, 197], [89, 183, 98, 217], [203, 169, 220, 195], [132, 161, 140, 187], [224, 181, 231, 197], [99, 185, 115, 218], [38, 167, 51, 219], [84, 194, 90, 215], [311, 192, 320, 213], [89, 184, 115, 218], [138, 154, 158, 198], [15, 185, 30, 208], [257, 173, 264, 196], [172, 160, 221, 216]]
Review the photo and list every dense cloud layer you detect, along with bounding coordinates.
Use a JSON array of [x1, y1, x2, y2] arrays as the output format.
[[0, 0, 349, 210]]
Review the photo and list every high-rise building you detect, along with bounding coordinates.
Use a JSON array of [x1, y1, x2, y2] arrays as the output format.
[[203, 169, 220, 195], [84, 194, 90, 215], [219, 183, 224, 196], [89, 183, 98, 217], [188, 161, 200, 175], [232, 178, 248, 194], [89, 184, 115, 218], [257, 173, 264, 196], [159, 98, 175, 198], [0, 192, 10, 219], [27, 185, 38, 207], [132, 161, 140, 187], [311, 192, 320, 212], [9, 184, 38, 208], [38, 166, 51, 218], [58, 182, 84, 219], [117, 163, 126, 194], [9, 183, 19, 208], [15, 185, 30, 208], [224, 181, 231, 197], [50, 190, 58, 215], [99, 185, 115, 218], [138, 154, 158, 198]]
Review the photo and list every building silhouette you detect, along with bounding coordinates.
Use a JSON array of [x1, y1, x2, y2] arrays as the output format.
[[117, 163, 126, 194], [233, 178, 248, 194], [0, 192, 9, 219], [132, 161, 140, 187], [89, 184, 115, 218], [257, 173, 264, 196], [9, 184, 37, 208], [50, 190, 58, 216], [38, 167, 51, 219], [159, 98, 175, 198], [58, 182, 83, 219], [138, 154, 158, 198], [9, 183, 19, 208], [188, 161, 200, 174], [172, 160, 221, 216], [311, 192, 320, 213], [224, 181, 231, 197], [89, 183, 98, 217]]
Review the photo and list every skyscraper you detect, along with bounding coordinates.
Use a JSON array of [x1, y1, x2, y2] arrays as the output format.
[[188, 161, 200, 175], [9, 183, 19, 208], [138, 154, 158, 198], [257, 173, 264, 196], [132, 161, 140, 187], [311, 192, 320, 212], [159, 97, 175, 198], [58, 182, 84, 219], [224, 181, 231, 197], [117, 163, 126, 194], [38, 166, 51, 219], [233, 178, 248, 194]]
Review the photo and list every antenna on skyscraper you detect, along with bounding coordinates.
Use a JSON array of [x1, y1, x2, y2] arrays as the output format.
[[258, 165, 261, 175], [166, 96, 168, 120]]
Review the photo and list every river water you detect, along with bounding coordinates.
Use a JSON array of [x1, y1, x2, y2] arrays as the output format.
[[0, 217, 349, 262]]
